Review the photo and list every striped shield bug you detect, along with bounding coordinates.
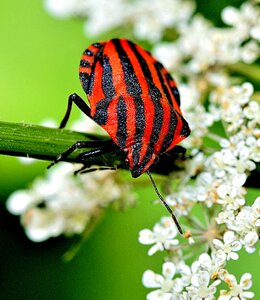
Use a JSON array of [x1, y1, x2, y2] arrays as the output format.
[[48, 39, 190, 234]]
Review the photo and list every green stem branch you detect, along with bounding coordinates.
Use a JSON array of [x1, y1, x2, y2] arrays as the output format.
[[0, 121, 125, 166], [0, 121, 186, 176]]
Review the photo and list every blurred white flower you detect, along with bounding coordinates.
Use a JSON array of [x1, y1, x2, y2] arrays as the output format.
[[153, 43, 183, 72], [45, 0, 195, 42], [71, 112, 108, 135], [7, 163, 135, 241], [22, 207, 64, 242], [222, 2, 260, 41]]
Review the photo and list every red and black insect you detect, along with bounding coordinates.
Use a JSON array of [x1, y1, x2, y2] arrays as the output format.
[[49, 38, 190, 233]]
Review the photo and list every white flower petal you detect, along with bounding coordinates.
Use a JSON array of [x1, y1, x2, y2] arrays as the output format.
[[147, 290, 172, 300], [139, 229, 155, 244], [223, 231, 235, 244], [162, 262, 176, 279], [191, 271, 210, 287], [212, 239, 224, 249], [242, 291, 254, 298], [240, 273, 252, 289], [228, 252, 239, 260], [148, 244, 161, 256], [23, 208, 63, 242], [199, 253, 212, 269], [142, 270, 164, 288], [231, 241, 242, 251], [6, 191, 34, 215], [244, 231, 258, 246]]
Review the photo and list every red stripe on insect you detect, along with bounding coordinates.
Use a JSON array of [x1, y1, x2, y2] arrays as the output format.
[[161, 68, 182, 115], [166, 113, 184, 151], [101, 41, 128, 145], [88, 61, 105, 116]]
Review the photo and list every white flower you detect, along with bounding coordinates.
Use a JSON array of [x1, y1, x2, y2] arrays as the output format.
[[240, 40, 260, 63], [216, 181, 246, 211], [181, 105, 214, 150], [166, 186, 197, 216], [187, 270, 221, 299], [178, 263, 192, 287], [243, 231, 259, 254], [46, 0, 195, 41], [222, 2, 260, 41], [71, 113, 108, 135], [191, 253, 224, 279], [139, 217, 179, 255], [213, 231, 242, 264], [7, 190, 38, 215], [22, 207, 64, 242], [243, 100, 260, 121], [7, 163, 135, 241], [227, 197, 260, 253], [153, 43, 183, 72], [210, 83, 255, 133], [142, 262, 177, 299], [195, 172, 218, 205], [216, 210, 235, 225], [219, 273, 254, 299]]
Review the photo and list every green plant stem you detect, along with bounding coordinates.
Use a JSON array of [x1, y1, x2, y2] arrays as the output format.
[[0, 121, 186, 176], [0, 121, 125, 167]]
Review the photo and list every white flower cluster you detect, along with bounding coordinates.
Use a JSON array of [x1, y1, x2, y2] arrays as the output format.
[[132, 1, 258, 299], [142, 253, 254, 300], [45, 0, 195, 42], [153, 2, 260, 77], [140, 80, 259, 298], [7, 163, 135, 242]]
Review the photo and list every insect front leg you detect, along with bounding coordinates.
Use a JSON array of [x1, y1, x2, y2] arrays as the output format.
[[59, 93, 92, 128]]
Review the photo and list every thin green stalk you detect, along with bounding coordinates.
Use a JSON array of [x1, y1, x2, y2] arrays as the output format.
[[0, 121, 125, 167], [0, 121, 186, 176]]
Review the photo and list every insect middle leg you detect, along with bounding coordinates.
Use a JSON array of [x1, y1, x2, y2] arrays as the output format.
[[47, 139, 117, 169], [74, 166, 117, 175]]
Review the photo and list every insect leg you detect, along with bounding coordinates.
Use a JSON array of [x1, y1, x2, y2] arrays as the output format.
[[74, 142, 118, 173], [47, 139, 116, 169], [74, 166, 116, 175], [59, 93, 91, 129], [76, 141, 118, 161]]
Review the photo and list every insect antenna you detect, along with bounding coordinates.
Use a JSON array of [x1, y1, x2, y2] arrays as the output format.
[[146, 170, 183, 235]]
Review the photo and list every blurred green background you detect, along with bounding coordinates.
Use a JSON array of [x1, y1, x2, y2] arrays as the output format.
[[0, 1, 259, 299]]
